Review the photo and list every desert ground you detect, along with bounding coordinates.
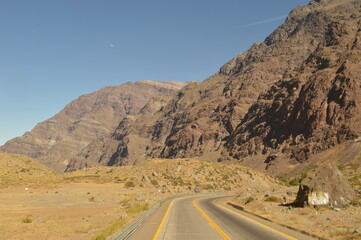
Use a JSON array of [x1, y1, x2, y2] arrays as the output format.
[[1, 153, 360, 240], [0, 182, 158, 240], [230, 188, 361, 240]]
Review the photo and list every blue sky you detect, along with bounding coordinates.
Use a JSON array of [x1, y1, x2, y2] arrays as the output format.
[[0, 0, 310, 145]]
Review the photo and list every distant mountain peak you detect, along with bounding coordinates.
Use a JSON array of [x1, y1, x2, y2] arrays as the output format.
[[0, 80, 186, 172]]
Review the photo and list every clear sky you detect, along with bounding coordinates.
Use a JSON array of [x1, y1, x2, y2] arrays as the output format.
[[0, 0, 310, 145]]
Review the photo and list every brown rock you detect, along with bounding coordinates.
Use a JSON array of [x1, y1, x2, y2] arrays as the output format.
[[294, 165, 355, 207], [141, 175, 151, 184], [194, 186, 202, 193]]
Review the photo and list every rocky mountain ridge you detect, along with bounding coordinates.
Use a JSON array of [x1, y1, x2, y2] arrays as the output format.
[[224, 0, 361, 174], [67, 0, 361, 174], [0, 81, 186, 172], [2, 0, 361, 177]]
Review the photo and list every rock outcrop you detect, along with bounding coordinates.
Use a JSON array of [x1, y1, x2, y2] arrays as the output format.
[[0, 81, 186, 172], [294, 165, 355, 207]]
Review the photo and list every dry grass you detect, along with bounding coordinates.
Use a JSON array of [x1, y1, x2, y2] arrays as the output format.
[[90, 218, 128, 240], [262, 195, 281, 203], [0, 153, 60, 188], [0, 182, 157, 240]]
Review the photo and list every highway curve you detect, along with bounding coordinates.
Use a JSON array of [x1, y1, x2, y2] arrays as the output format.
[[128, 194, 315, 240]]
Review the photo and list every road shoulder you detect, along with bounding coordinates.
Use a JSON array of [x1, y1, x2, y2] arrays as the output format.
[[214, 197, 315, 240]]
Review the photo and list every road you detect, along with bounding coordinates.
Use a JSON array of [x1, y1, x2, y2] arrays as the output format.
[[128, 194, 314, 240]]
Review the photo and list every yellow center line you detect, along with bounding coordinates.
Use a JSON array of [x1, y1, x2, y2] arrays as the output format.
[[212, 199, 299, 240], [193, 196, 231, 240], [152, 195, 198, 240], [152, 198, 175, 240]]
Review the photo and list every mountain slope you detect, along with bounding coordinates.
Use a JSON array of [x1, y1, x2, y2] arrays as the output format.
[[68, 158, 283, 194], [65, 93, 177, 171], [67, 0, 361, 172], [224, 0, 361, 174], [0, 81, 186, 172], [0, 153, 58, 187]]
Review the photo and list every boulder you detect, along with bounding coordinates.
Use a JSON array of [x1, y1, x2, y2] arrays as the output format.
[[294, 165, 355, 207], [194, 186, 202, 193], [142, 175, 151, 184]]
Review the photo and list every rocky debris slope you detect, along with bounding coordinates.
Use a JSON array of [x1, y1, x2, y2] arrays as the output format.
[[67, 158, 283, 194], [0, 81, 186, 172], [67, 0, 361, 173], [294, 164, 355, 207]]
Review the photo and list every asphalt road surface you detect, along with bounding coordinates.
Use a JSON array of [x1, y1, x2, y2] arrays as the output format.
[[129, 194, 315, 240]]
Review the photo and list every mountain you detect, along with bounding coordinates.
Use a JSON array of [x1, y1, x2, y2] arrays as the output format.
[[67, 0, 361, 173], [65, 91, 177, 171], [3, 0, 360, 176], [224, 0, 361, 174], [0, 81, 186, 172]]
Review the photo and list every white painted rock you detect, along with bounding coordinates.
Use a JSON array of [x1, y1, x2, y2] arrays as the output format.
[[308, 191, 329, 206]]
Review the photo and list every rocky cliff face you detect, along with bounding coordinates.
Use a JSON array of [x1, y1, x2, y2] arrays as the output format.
[[65, 93, 176, 171], [224, 0, 361, 173], [0, 81, 186, 172], [68, 0, 361, 172]]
